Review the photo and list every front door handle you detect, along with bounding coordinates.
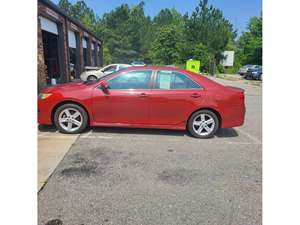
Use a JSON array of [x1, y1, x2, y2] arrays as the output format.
[[190, 93, 201, 98]]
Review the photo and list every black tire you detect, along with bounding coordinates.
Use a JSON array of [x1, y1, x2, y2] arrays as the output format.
[[54, 103, 88, 134], [87, 75, 97, 81], [187, 109, 219, 138]]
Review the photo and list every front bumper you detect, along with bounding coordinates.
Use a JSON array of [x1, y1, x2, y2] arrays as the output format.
[[38, 99, 53, 125]]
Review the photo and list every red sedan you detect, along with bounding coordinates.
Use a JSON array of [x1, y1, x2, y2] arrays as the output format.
[[38, 66, 245, 138]]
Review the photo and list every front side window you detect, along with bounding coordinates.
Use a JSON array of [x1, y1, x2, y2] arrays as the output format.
[[155, 71, 201, 89], [107, 70, 152, 89]]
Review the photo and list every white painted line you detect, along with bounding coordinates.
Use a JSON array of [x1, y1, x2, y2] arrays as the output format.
[[81, 135, 113, 139], [80, 130, 92, 138], [80, 134, 258, 145], [224, 141, 261, 145], [38, 135, 79, 139], [235, 127, 262, 144]]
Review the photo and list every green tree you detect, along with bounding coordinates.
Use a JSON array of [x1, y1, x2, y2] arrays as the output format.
[[192, 43, 211, 72], [238, 16, 262, 65], [57, 0, 252, 70], [58, 0, 72, 14], [58, 0, 96, 30], [185, 0, 236, 74], [150, 25, 181, 65]]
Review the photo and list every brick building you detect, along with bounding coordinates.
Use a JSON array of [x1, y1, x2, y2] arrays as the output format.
[[38, 0, 103, 91]]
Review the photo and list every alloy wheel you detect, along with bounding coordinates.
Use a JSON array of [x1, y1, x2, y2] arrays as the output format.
[[192, 113, 215, 136], [58, 108, 83, 132]]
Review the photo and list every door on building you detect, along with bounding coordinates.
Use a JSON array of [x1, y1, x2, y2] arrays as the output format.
[[93, 42, 97, 66], [40, 16, 60, 85], [82, 37, 88, 66], [91, 42, 95, 66]]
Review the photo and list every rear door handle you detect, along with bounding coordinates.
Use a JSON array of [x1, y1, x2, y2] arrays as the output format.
[[138, 93, 147, 97], [190, 93, 201, 98]]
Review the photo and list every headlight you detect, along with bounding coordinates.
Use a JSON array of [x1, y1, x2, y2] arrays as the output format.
[[38, 93, 53, 100]]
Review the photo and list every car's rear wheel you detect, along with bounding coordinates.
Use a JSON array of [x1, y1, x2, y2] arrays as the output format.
[[54, 104, 88, 134], [187, 110, 219, 138], [87, 75, 97, 81]]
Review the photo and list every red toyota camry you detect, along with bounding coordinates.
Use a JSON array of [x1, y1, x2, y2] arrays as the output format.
[[38, 66, 245, 138]]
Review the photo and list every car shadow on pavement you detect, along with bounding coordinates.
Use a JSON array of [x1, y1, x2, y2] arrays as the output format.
[[38, 124, 57, 132], [215, 128, 239, 138], [90, 127, 239, 138], [90, 127, 186, 137], [38, 125, 238, 138]]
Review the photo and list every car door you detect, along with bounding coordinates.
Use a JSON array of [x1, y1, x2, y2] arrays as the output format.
[[92, 70, 153, 124], [149, 70, 204, 125]]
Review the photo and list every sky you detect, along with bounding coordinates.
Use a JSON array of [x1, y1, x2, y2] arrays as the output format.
[[52, 0, 262, 34]]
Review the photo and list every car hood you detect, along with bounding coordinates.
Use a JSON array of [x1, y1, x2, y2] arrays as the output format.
[[42, 81, 87, 93], [82, 70, 104, 76]]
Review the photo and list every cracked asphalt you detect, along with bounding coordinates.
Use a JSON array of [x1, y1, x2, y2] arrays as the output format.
[[38, 77, 262, 225]]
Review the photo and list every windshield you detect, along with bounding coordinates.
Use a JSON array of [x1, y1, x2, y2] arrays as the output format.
[[83, 72, 116, 85]]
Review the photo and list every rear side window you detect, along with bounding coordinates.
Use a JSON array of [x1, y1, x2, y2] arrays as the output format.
[[107, 70, 152, 89], [155, 71, 201, 89]]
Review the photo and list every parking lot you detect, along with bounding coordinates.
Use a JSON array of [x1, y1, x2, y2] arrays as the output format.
[[38, 77, 262, 225]]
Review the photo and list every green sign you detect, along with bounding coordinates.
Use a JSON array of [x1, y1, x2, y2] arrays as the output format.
[[186, 59, 200, 73]]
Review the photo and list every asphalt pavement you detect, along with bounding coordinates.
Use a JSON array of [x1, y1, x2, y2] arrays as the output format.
[[38, 77, 262, 225]]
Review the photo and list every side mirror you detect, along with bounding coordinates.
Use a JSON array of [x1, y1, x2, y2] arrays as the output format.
[[99, 80, 109, 93]]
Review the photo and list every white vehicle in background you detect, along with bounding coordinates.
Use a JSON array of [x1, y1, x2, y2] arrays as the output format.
[[80, 64, 132, 81], [131, 61, 146, 66]]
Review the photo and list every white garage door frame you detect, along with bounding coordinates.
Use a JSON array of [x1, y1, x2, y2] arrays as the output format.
[[40, 16, 58, 35]]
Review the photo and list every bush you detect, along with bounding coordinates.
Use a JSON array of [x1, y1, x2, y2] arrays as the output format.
[[217, 64, 225, 74]]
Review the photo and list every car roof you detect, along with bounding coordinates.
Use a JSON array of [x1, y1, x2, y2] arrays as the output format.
[[103, 66, 225, 89], [106, 63, 131, 66], [118, 66, 183, 71]]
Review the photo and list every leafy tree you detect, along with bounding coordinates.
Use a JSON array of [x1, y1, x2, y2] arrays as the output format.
[[192, 43, 211, 72], [150, 25, 181, 65], [58, 0, 72, 14], [185, 0, 236, 74], [103, 46, 112, 65], [57, 0, 261, 71], [238, 16, 262, 65], [58, 0, 96, 30]]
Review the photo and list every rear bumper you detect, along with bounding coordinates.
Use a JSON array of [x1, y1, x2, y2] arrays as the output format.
[[221, 104, 245, 128]]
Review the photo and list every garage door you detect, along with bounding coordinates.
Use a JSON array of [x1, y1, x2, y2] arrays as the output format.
[[40, 16, 58, 35]]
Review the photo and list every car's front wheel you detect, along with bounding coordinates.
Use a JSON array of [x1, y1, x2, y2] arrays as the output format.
[[187, 110, 219, 138], [54, 103, 88, 134]]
